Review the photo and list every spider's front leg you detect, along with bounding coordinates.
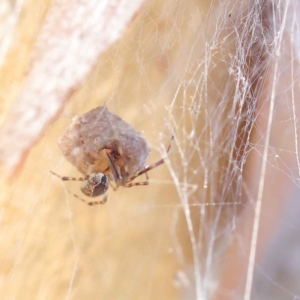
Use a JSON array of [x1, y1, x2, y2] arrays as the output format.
[[50, 171, 88, 181], [124, 172, 149, 188], [71, 192, 108, 206]]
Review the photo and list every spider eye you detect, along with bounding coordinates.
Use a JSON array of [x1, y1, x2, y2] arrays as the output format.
[[81, 173, 109, 197]]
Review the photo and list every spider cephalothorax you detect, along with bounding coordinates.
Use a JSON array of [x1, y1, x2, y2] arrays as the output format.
[[81, 173, 109, 198]]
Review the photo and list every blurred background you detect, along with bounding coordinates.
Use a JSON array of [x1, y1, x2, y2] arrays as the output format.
[[0, 0, 300, 299]]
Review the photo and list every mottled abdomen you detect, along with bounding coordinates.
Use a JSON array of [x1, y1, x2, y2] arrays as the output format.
[[58, 106, 150, 178]]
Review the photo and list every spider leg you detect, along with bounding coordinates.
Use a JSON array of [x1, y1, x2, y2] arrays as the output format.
[[105, 151, 123, 191], [105, 151, 122, 182], [110, 183, 119, 191], [50, 171, 88, 181], [124, 172, 149, 188], [120, 164, 129, 182], [124, 181, 149, 188], [127, 134, 173, 182], [70, 191, 108, 205], [128, 159, 164, 182], [107, 173, 119, 191]]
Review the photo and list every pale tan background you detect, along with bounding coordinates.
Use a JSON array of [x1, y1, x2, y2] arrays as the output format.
[[1, 1, 300, 300]]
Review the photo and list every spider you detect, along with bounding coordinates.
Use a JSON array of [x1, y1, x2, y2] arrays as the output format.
[[51, 135, 173, 206]]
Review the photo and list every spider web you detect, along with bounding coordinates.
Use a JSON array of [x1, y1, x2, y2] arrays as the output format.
[[1, 0, 300, 299]]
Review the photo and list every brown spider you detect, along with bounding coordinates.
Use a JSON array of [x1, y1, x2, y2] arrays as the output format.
[[51, 136, 173, 206]]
